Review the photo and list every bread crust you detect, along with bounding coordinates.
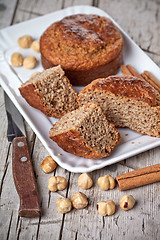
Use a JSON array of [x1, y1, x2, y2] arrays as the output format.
[[19, 72, 78, 118], [40, 14, 124, 86], [19, 83, 52, 116], [50, 129, 101, 159], [78, 75, 157, 106], [41, 51, 123, 86], [49, 128, 120, 159], [19, 82, 68, 118]]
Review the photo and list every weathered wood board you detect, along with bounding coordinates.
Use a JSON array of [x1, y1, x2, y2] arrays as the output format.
[[0, 0, 160, 239]]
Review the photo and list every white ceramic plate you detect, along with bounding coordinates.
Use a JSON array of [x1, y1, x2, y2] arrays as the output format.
[[0, 5, 160, 173]]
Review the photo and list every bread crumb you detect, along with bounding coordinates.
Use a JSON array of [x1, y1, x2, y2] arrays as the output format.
[[30, 72, 40, 79]]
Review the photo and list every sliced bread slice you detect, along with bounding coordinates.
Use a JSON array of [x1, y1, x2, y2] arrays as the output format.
[[49, 103, 121, 159], [78, 75, 160, 137], [19, 65, 78, 118]]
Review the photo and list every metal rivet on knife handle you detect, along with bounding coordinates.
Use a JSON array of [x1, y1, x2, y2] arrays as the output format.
[[20, 156, 27, 162], [17, 142, 24, 147]]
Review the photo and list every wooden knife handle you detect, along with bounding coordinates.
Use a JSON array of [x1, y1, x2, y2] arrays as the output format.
[[12, 136, 41, 218]]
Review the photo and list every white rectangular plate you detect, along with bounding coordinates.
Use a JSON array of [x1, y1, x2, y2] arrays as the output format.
[[0, 5, 160, 173]]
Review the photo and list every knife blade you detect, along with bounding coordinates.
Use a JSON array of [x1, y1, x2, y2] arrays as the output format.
[[4, 93, 41, 218]]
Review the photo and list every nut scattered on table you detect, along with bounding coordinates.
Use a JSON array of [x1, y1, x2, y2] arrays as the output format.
[[71, 192, 88, 209], [11, 52, 23, 67], [56, 198, 72, 214], [97, 200, 116, 216], [23, 55, 37, 69], [31, 40, 40, 52], [98, 175, 115, 191], [119, 194, 135, 211], [41, 156, 57, 173], [78, 173, 93, 189], [18, 35, 33, 48], [48, 176, 67, 192]]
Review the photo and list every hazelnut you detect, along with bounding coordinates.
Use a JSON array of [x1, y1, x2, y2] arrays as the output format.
[[119, 195, 135, 211], [18, 35, 33, 48], [97, 200, 116, 216], [31, 40, 40, 52], [48, 176, 67, 192], [71, 192, 88, 209], [11, 52, 23, 67], [78, 173, 93, 189], [98, 175, 115, 191], [56, 198, 72, 214], [23, 56, 37, 69], [41, 156, 56, 173], [30, 72, 40, 79]]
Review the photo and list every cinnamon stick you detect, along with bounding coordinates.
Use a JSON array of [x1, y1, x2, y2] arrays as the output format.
[[126, 65, 144, 80], [121, 65, 132, 76], [141, 73, 160, 105], [121, 64, 160, 105], [121, 65, 160, 93], [144, 71, 160, 90], [116, 164, 160, 191], [142, 72, 160, 94]]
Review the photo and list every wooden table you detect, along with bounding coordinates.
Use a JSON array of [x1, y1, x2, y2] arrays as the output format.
[[0, 0, 160, 239]]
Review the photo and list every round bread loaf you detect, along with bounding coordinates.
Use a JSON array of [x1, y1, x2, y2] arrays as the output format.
[[40, 14, 124, 86]]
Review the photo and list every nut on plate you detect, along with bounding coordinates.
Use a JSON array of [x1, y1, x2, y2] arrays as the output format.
[[48, 176, 67, 192], [78, 173, 93, 189], [31, 40, 40, 52], [23, 55, 37, 69], [56, 198, 72, 214], [11, 52, 23, 67], [71, 192, 88, 209], [98, 174, 115, 191], [119, 195, 135, 211], [41, 156, 57, 173], [18, 35, 33, 48], [97, 200, 116, 216]]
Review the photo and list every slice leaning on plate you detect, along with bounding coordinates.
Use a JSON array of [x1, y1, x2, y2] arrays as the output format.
[[49, 103, 121, 159], [19, 65, 78, 118]]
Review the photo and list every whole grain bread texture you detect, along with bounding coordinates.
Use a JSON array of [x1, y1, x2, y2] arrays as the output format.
[[78, 75, 160, 137], [40, 14, 124, 86], [49, 103, 121, 159], [19, 65, 78, 118]]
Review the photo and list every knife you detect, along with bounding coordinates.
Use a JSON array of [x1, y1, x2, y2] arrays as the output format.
[[4, 93, 41, 218]]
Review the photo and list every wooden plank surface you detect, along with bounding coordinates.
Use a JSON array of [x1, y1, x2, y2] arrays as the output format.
[[0, 0, 160, 239]]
